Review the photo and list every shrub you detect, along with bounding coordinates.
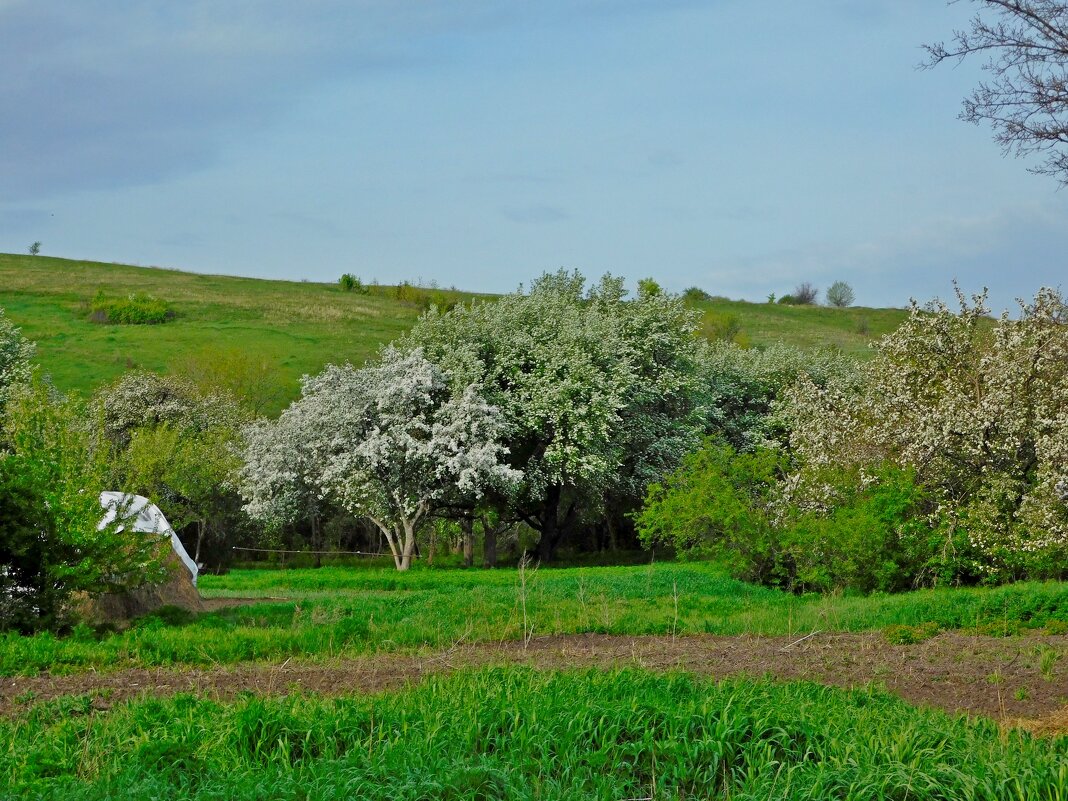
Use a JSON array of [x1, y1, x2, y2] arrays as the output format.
[[777, 294, 795, 304], [338, 273, 368, 293], [89, 291, 173, 324], [682, 286, 712, 302], [792, 282, 819, 305], [698, 310, 741, 342], [826, 280, 855, 308], [637, 441, 937, 593], [636, 441, 785, 586], [1, 381, 167, 632]]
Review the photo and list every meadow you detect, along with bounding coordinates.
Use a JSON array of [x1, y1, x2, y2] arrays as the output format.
[[0, 253, 910, 412], [4, 668, 1066, 800], [3, 562, 1066, 675]]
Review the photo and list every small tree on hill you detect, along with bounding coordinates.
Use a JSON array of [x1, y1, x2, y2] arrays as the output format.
[[27, 242, 40, 256], [792, 282, 819, 305], [826, 281, 855, 308]]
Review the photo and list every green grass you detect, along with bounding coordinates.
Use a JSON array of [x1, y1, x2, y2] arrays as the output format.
[[0, 254, 479, 414], [3, 563, 1066, 676], [694, 296, 911, 356], [1, 254, 912, 412], [3, 668, 1065, 800]]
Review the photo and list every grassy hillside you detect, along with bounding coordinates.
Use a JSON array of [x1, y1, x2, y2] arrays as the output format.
[[0, 253, 911, 412], [692, 295, 910, 355], [0, 253, 479, 414]]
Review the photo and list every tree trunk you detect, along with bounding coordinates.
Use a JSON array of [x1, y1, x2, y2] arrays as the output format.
[[461, 518, 474, 568], [483, 524, 497, 568], [537, 484, 562, 563], [398, 517, 417, 572], [311, 514, 322, 569], [193, 520, 204, 565]]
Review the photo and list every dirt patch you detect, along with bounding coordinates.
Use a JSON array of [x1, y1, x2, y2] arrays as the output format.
[[2, 632, 1066, 731]]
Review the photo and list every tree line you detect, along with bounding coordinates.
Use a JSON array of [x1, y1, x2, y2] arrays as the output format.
[[2, 274, 1066, 631]]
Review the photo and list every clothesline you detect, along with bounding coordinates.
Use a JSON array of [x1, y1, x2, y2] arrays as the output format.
[[231, 546, 423, 559]]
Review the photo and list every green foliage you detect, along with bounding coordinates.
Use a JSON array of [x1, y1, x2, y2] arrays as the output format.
[[826, 280, 855, 308], [27, 242, 40, 256], [3, 668, 1065, 799], [0, 380, 167, 631], [95, 372, 246, 565], [636, 441, 784, 584], [698, 309, 742, 342], [884, 622, 940, 645], [681, 285, 712, 302], [90, 291, 174, 325], [637, 441, 940, 592], [777, 294, 795, 304], [337, 273, 368, 293], [781, 465, 936, 593]]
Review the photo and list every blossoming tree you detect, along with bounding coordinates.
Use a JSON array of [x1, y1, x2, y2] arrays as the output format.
[[240, 348, 518, 570], [779, 286, 1068, 579]]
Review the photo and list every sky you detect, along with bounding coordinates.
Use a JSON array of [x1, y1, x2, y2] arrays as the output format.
[[1, 0, 1065, 312]]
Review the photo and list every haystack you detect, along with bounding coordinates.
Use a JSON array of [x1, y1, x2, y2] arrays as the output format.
[[76, 493, 203, 625]]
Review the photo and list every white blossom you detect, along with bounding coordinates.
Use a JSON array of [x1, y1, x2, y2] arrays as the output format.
[[239, 348, 518, 570]]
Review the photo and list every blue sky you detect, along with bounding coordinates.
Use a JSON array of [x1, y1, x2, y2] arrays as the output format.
[[1, 0, 1065, 312]]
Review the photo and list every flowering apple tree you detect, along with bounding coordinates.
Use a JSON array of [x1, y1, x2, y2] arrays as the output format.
[[240, 348, 518, 570]]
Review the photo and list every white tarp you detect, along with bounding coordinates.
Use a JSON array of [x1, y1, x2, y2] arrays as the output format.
[[98, 492, 198, 586]]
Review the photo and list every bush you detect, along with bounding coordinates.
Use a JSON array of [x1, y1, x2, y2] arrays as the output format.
[[338, 273, 368, 293], [682, 286, 712, 303], [89, 292, 173, 324], [636, 441, 785, 585], [776, 294, 795, 304], [792, 282, 819, 305], [698, 310, 741, 342], [826, 280, 855, 308], [637, 440, 938, 593]]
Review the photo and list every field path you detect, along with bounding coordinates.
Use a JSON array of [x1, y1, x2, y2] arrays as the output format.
[[3, 632, 1066, 732]]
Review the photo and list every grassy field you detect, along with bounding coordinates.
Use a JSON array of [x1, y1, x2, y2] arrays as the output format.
[[0, 253, 477, 414], [3, 562, 1066, 676], [0, 253, 911, 412], [4, 668, 1065, 800]]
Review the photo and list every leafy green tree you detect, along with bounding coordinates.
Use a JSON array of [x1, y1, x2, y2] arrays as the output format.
[[404, 270, 708, 560], [636, 441, 783, 584]]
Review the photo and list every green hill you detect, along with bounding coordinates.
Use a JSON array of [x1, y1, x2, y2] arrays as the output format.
[[0, 253, 910, 413]]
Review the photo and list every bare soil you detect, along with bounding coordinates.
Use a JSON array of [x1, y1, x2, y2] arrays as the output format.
[[3, 632, 1066, 733]]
